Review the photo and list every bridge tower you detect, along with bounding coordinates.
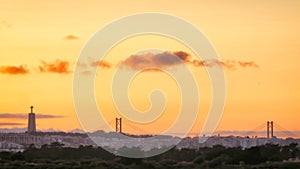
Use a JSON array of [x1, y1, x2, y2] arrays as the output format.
[[267, 121, 274, 138], [115, 117, 122, 133]]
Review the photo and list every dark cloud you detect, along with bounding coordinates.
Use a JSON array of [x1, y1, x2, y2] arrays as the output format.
[[0, 113, 64, 119], [64, 34, 79, 40], [173, 51, 191, 61], [0, 65, 29, 75], [120, 51, 259, 71], [120, 51, 188, 70], [0, 122, 24, 126], [39, 60, 70, 74]]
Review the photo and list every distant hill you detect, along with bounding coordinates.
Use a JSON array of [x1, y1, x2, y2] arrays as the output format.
[[0, 127, 27, 133], [0, 128, 85, 133]]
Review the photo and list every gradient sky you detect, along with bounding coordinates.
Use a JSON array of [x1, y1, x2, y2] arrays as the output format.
[[0, 0, 299, 137]]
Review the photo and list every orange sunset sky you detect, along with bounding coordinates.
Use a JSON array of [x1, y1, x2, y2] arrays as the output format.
[[0, 0, 299, 137]]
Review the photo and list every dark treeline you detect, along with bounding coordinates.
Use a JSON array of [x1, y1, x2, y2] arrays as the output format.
[[0, 143, 300, 169]]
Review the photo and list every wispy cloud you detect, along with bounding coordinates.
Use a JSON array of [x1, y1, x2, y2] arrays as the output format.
[[0, 114, 26, 118], [64, 34, 79, 40], [90, 60, 112, 69], [76, 62, 88, 68], [0, 20, 13, 29], [0, 122, 25, 126], [119, 51, 259, 71], [80, 70, 92, 75], [0, 113, 64, 119], [39, 59, 70, 74], [238, 61, 259, 68], [36, 114, 64, 119], [0, 65, 29, 75], [190, 59, 258, 70], [77, 59, 113, 75]]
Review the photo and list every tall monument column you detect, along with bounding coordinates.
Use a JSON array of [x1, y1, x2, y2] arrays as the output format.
[[27, 105, 36, 133]]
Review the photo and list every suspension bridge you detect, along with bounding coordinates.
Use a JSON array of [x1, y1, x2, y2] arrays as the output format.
[[97, 118, 299, 138]]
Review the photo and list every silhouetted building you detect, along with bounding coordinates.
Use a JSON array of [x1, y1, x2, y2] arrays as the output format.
[[27, 106, 36, 133]]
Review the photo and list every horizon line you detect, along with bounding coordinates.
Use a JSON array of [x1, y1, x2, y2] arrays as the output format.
[[0, 128, 299, 139]]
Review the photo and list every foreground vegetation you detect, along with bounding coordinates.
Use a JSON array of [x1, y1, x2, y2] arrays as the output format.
[[0, 143, 299, 169]]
